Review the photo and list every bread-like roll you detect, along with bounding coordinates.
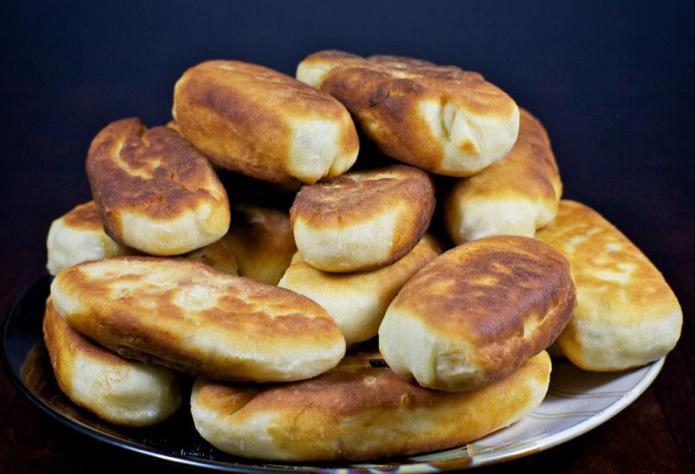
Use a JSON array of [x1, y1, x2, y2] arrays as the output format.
[[290, 165, 435, 272], [297, 50, 519, 177], [173, 60, 359, 184], [379, 236, 575, 391], [43, 299, 180, 426], [536, 200, 682, 370], [191, 350, 551, 461], [445, 109, 562, 243], [46, 200, 238, 276], [86, 118, 230, 256], [46, 201, 131, 275], [50, 257, 345, 382], [278, 236, 440, 345]]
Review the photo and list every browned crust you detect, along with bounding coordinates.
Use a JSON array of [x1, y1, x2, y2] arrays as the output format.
[[43, 298, 132, 404], [291, 165, 434, 225], [53, 257, 342, 381], [448, 108, 561, 201], [85, 118, 229, 245], [60, 201, 103, 231], [395, 236, 575, 388], [302, 50, 517, 171], [173, 60, 358, 183], [290, 165, 435, 268], [242, 350, 545, 418], [185, 236, 239, 274], [44, 298, 125, 366], [227, 204, 296, 283], [237, 351, 446, 416], [193, 350, 550, 460], [536, 200, 677, 316], [186, 204, 295, 282]]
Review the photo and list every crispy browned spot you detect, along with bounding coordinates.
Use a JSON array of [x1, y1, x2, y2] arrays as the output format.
[[60, 201, 103, 231], [193, 350, 550, 460], [86, 118, 228, 245], [43, 299, 129, 383], [292, 165, 434, 225], [536, 200, 677, 317], [290, 165, 435, 268], [303, 50, 517, 170], [53, 257, 343, 381], [396, 236, 575, 385], [174, 60, 358, 183], [224, 204, 296, 284], [195, 349, 542, 418]]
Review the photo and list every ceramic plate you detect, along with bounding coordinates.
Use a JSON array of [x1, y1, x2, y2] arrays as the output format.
[[2, 276, 664, 472]]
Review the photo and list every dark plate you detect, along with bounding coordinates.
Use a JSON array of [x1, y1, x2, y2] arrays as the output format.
[[0, 276, 457, 473], [0, 276, 349, 472], [1, 276, 664, 473]]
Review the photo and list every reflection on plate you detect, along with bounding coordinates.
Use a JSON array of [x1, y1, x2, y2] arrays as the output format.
[[2, 276, 664, 472]]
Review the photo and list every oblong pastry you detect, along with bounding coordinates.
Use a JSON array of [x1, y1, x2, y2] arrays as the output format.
[[43, 299, 181, 427], [290, 165, 435, 272], [536, 200, 682, 371], [445, 108, 562, 243], [297, 50, 519, 177], [46, 200, 239, 276], [86, 118, 230, 256], [46, 201, 131, 275], [50, 257, 346, 382], [191, 350, 551, 461], [278, 236, 440, 345], [379, 235, 575, 391], [173, 60, 359, 184]]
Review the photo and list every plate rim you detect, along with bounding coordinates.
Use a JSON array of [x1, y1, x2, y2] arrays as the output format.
[[463, 356, 663, 468], [1, 275, 665, 472]]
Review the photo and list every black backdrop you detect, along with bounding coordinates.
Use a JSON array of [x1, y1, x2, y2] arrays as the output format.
[[2, 0, 694, 276], [1, 0, 694, 471]]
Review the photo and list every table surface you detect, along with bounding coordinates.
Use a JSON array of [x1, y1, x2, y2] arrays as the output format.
[[1, 1, 693, 472]]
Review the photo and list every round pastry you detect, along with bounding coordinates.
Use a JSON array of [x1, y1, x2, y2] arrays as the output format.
[[46, 201, 131, 275], [445, 108, 562, 243], [86, 118, 230, 256], [43, 298, 181, 427], [536, 200, 682, 371], [191, 350, 551, 461], [297, 50, 519, 177], [379, 235, 575, 391], [278, 236, 440, 345], [290, 165, 435, 272], [50, 257, 346, 383], [173, 60, 359, 184]]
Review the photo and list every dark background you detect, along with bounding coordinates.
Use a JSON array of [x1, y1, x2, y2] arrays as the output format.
[[1, 1, 693, 472]]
